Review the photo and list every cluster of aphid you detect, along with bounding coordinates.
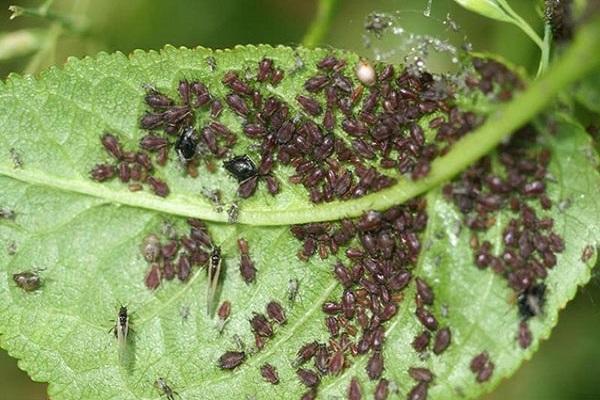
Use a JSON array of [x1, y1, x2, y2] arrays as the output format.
[[88, 51, 503, 206], [217, 299, 288, 371], [140, 219, 215, 290], [444, 127, 564, 352], [465, 57, 525, 101], [90, 133, 170, 196], [286, 200, 449, 399], [11, 52, 558, 399]]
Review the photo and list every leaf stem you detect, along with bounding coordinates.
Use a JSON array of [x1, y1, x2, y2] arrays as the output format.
[[496, 0, 543, 49], [301, 0, 340, 48], [536, 22, 552, 78]]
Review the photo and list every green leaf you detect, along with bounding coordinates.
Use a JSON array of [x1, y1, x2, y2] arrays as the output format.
[[1, 107, 598, 399], [574, 73, 600, 114], [452, 0, 513, 23]]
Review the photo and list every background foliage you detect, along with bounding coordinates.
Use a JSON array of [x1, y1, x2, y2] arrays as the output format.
[[0, 1, 598, 399]]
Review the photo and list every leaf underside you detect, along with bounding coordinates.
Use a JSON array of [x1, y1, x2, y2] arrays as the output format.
[[0, 46, 598, 400]]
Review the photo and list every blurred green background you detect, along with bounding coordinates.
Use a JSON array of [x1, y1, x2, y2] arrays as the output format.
[[0, 1, 598, 399]]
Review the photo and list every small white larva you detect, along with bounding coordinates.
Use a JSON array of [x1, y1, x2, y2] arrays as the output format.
[[356, 60, 377, 86]]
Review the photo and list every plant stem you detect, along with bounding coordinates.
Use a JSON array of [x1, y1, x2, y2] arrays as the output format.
[[537, 22, 552, 78], [302, 0, 340, 48], [496, 0, 543, 49]]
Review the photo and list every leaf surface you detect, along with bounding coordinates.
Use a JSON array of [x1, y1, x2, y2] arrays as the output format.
[[0, 46, 599, 400]]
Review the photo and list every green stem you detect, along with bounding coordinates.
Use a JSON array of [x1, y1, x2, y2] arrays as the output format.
[[301, 0, 340, 48], [537, 22, 552, 78], [496, 0, 543, 49]]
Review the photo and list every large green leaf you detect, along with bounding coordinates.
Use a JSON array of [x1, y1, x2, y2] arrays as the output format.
[[1, 44, 599, 400]]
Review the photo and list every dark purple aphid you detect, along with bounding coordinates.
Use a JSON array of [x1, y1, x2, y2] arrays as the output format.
[[297, 368, 320, 387], [433, 327, 451, 355], [238, 238, 256, 283], [407, 382, 428, 400], [517, 283, 546, 320], [415, 307, 438, 331], [297, 95, 322, 116], [147, 177, 170, 197], [301, 389, 317, 400], [177, 254, 192, 282], [266, 301, 287, 325], [218, 351, 246, 369], [412, 331, 431, 352], [415, 278, 434, 305], [366, 351, 384, 380], [517, 320, 532, 349], [409, 367, 434, 383], [90, 164, 115, 182], [260, 363, 280, 384], [374, 379, 389, 400], [271, 68, 284, 86], [145, 263, 161, 290], [348, 377, 362, 400], [12, 271, 42, 292], [101, 133, 122, 159], [257, 58, 274, 82], [218, 300, 231, 321], [145, 89, 174, 110], [226, 94, 249, 116], [238, 176, 259, 198], [224, 155, 258, 182], [250, 313, 273, 338], [295, 341, 319, 366], [304, 75, 329, 92]]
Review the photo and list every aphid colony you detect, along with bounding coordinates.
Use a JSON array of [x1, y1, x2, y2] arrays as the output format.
[[89, 52, 495, 206], [141, 218, 215, 292], [445, 126, 563, 359], [287, 200, 445, 399], [217, 299, 288, 372]]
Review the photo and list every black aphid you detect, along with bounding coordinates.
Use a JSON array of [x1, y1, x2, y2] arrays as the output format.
[[517, 283, 546, 320], [223, 155, 258, 182], [175, 127, 198, 162]]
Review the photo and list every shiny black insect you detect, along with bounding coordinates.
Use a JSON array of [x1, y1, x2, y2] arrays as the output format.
[[12, 271, 42, 292], [175, 127, 198, 162], [517, 283, 546, 320], [223, 155, 258, 182]]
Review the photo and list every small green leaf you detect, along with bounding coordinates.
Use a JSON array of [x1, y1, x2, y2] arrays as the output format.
[[452, 0, 513, 23]]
